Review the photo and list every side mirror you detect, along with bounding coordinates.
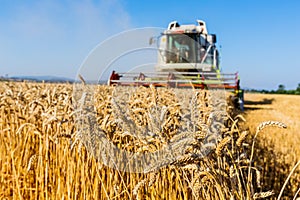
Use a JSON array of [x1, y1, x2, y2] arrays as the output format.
[[207, 34, 217, 44], [149, 37, 156, 45]]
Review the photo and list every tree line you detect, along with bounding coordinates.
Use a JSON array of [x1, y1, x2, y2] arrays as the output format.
[[246, 83, 300, 95]]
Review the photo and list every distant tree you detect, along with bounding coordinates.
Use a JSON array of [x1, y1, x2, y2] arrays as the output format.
[[277, 84, 286, 93], [295, 83, 300, 95], [297, 83, 300, 92]]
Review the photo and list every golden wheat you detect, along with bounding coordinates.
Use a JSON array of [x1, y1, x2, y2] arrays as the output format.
[[0, 81, 298, 199]]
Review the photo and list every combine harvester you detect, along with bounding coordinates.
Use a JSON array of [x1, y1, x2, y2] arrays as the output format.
[[108, 20, 243, 109]]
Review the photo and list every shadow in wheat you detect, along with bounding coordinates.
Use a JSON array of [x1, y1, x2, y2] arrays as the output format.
[[73, 84, 228, 173]]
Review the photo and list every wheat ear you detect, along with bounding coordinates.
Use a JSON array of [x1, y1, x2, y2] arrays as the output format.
[[256, 121, 287, 132], [253, 190, 275, 199], [216, 136, 231, 156], [236, 131, 248, 147]]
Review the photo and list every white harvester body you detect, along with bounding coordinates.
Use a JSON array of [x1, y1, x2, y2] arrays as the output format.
[[155, 20, 219, 73]]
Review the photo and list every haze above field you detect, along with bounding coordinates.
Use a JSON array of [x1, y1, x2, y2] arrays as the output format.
[[0, 0, 299, 90]]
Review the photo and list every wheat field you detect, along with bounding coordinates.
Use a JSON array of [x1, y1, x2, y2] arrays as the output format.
[[243, 93, 300, 198], [0, 81, 299, 199]]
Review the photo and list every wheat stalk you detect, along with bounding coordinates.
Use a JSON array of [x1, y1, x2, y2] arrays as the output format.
[[278, 160, 300, 200]]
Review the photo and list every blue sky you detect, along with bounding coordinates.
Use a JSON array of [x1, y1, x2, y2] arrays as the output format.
[[0, 0, 299, 90]]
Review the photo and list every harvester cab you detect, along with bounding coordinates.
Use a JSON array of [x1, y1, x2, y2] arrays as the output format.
[[156, 20, 219, 73]]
